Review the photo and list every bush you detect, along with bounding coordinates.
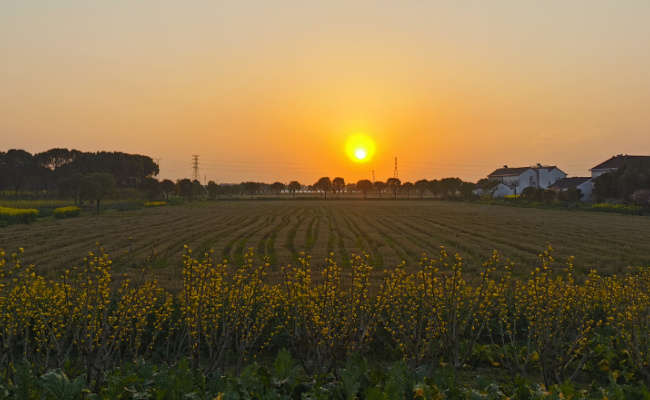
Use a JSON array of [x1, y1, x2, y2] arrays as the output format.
[[0, 206, 38, 225], [144, 201, 167, 207], [53, 206, 81, 219], [592, 203, 644, 215]]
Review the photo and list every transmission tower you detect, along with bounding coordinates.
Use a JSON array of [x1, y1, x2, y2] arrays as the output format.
[[372, 170, 375, 183], [191, 155, 200, 181], [393, 157, 399, 179]]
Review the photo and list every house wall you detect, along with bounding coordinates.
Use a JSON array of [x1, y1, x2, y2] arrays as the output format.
[[543, 168, 567, 188], [577, 180, 593, 201], [591, 169, 612, 179]]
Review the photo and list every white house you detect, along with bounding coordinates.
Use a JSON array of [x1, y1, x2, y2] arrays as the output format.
[[590, 155, 650, 179], [487, 164, 567, 196], [549, 177, 592, 201]]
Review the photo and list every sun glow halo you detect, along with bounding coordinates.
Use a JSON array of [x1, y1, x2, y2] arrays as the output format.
[[346, 134, 375, 163]]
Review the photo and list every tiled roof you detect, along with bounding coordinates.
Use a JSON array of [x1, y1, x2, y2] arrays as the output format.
[[591, 155, 650, 171], [488, 165, 558, 177], [549, 177, 591, 189], [488, 167, 531, 177]]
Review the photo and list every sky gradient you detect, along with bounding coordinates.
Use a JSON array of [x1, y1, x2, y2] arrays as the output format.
[[2, 1, 649, 184]]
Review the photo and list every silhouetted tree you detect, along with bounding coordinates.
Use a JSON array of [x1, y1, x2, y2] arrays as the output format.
[[401, 181, 414, 199], [373, 180, 386, 199], [332, 177, 345, 198], [140, 177, 162, 201], [356, 179, 373, 199], [193, 180, 206, 197], [270, 182, 286, 197], [459, 182, 476, 201], [386, 178, 401, 198], [314, 177, 332, 198], [177, 178, 194, 201], [2, 149, 35, 194], [59, 173, 91, 206], [242, 181, 260, 199], [287, 181, 301, 199], [85, 173, 116, 212], [427, 179, 441, 199], [161, 179, 175, 201], [414, 179, 428, 199]]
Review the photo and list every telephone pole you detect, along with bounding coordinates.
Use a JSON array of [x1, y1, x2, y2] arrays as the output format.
[[191, 155, 200, 181]]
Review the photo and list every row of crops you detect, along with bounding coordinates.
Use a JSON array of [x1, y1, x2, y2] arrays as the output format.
[[2, 244, 650, 397], [2, 201, 649, 289]]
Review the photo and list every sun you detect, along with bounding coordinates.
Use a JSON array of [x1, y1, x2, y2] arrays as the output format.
[[345, 134, 376, 163]]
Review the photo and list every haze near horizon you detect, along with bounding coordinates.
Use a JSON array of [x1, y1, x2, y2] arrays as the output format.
[[1, 1, 649, 184]]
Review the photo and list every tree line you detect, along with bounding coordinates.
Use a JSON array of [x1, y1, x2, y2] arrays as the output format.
[[0, 148, 158, 196]]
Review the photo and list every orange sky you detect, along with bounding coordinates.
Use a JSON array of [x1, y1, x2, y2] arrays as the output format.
[[1, 1, 649, 184]]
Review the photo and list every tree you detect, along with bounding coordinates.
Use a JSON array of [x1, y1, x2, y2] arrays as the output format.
[[459, 182, 476, 201], [373, 180, 386, 199], [287, 181, 301, 199], [139, 177, 162, 201], [206, 181, 224, 199], [193, 180, 206, 197], [58, 173, 91, 206], [427, 179, 440, 199], [314, 177, 332, 199], [270, 182, 286, 197], [85, 173, 116, 212], [176, 178, 194, 201], [386, 178, 401, 198], [242, 181, 260, 199], [440, 177, 463, 200], [414, 179, 428, 199], [356, 179, 373, 199], [401, 182, 414, 199], [161, 179, 175, 201], [332, 177, 345, 199], [477, 179, 501, 200], [2, 149, 35, 194]]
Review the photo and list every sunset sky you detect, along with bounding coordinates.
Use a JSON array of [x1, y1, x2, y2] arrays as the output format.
[[2, 1, 649, 184]]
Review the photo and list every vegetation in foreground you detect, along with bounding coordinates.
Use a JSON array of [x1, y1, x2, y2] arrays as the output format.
[[1, 244, 650, 398]]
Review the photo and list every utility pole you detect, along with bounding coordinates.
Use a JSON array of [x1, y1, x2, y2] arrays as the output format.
[[191, 155, 200, 181], [394, 157, 399, 179]]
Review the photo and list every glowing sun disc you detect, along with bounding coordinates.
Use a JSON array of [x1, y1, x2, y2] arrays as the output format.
[[346, 134, 375, 163]]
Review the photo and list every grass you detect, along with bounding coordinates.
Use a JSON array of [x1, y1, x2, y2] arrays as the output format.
[[0, 199, 648, 290]]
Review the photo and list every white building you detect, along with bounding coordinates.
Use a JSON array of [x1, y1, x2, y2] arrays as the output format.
[[549, 177, 593, 201], [590, 155, 650, 179], [486, 164, 567, 196]]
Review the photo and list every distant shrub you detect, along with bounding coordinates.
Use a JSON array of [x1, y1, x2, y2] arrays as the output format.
[[0, 206, 39, 225], [53, 206, 81, 219], [503, 194, 520, 199], [144, 201, 167, 207], [592, 203, 644, 215]]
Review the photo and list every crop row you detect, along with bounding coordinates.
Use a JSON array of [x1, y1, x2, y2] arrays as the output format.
[[1, 201, 648, 289]]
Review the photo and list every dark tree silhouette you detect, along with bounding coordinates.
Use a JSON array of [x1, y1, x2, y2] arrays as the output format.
[[386, 177, 401, 198], [356, 179, 373, 199], [287, 181, 301, 199], [414, 179, 428, 199], [314, 177, 332, 198], [270, 182, 286, 197]]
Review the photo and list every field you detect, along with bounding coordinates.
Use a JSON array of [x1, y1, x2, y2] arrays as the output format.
[[1, 199, 648, 290]]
